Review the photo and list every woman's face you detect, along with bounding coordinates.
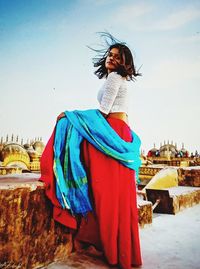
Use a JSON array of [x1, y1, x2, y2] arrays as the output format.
[[105, 47, 121, 73]]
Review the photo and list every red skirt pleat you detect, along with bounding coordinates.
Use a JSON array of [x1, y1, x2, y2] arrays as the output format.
[[76, 118, 142, 269]]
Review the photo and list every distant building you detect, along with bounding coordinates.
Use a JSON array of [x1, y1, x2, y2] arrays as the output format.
[[139, 141, 200, 186], [0, 135, 45, 175], [141, 141, 199, 167]]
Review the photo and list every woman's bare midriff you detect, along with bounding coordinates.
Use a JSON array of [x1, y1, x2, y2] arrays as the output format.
[[107, 112, 128, 124]]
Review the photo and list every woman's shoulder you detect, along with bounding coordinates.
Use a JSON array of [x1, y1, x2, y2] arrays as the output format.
[[107, 72, 125, 83], [104, 72, 126, 91]]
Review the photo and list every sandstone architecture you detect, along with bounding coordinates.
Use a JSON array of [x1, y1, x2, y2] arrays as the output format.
[[0, 135, 45, 175], [139, 141, 200, 186]]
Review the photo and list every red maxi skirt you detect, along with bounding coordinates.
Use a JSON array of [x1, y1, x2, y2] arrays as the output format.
[[75, 117, 142, 269]]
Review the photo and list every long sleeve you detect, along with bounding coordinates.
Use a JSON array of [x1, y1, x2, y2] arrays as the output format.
[[99, 72, 123, 114]]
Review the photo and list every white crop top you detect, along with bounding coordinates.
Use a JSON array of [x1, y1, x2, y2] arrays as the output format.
[[97, 72, 128, 115]]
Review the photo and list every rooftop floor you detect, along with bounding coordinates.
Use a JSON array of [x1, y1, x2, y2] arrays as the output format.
[[43, 204, 200, 269]]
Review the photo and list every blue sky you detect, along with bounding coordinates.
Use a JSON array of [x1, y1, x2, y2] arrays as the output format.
[[0, 0, 200, 154]]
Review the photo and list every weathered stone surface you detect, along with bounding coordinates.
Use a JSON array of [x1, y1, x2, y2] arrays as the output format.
[[43, 205, 200, 269], [138, 200, 152, 228], [178, 166, 200, 187], [0, 166, 22, 175], [139, 165, 200, 188], [43, 247, 109, 269], [144, 186, 200, 215], [0, 174, 152, 269], [0, 174, 73, 269], [168, 186, 200, 214], [139, 166, 163, 184]]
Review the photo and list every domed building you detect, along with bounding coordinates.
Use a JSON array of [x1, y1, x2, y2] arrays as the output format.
[[146, 140, 190, 166], [159, 141, 178, 158], [32, 140, 45, 155], [177, 143, 189, 158], [27, 146, 41, 171], [147, 143, 160, 157], [0, 135, 45, 175], [1, 143, 30, 170]]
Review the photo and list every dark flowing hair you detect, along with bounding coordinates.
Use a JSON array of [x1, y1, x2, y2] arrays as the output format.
[[89, 32, 141, 81]]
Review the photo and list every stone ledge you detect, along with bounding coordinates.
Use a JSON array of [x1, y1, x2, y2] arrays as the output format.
[[178, 166, 200, 187], [0, 174, 151, 268], [138, 200, 152, 228], [0, 174, 73, 269], [0, 166, 23, 175], [139, 166, 200, 188], [167, 186, 200, 214], [146, 186, 200, 214]]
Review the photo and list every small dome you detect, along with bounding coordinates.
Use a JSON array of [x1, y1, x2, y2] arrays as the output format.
[[147, 143, 159, 157], [160, 144, 177, 152], [1, 143, 30, 169], [1, 143, 28, 157], [178, 148, 189, 157], [149, 147, 158, 153], [148, 143, 158, 153], [24, 143, 31, 150], [160, 144, 177, 158], [179, 148, 187, 153], [27, 149, 40, 161], [32, 141, 45, 155]]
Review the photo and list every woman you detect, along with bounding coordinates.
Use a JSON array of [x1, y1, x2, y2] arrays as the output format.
[[40, 33, 142, 269], [75, 34, 142, 268]]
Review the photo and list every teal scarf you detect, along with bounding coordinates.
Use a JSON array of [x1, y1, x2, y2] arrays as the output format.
[[53, 109, 141, 215]]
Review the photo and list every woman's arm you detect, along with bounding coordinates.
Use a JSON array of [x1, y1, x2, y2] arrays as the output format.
[[99, 72, 122, 115]]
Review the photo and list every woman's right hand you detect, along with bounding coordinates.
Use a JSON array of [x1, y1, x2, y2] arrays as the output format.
[[57, 112, 65, 121], [99, 110, 108, 118]]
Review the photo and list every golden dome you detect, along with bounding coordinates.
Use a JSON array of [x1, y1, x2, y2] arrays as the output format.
[[32, 141, 45, 155], [23, 143, 31, 150], [27, 149, 40, 161], [1, 143, 28, 156], [1, 143, 30, 169]]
